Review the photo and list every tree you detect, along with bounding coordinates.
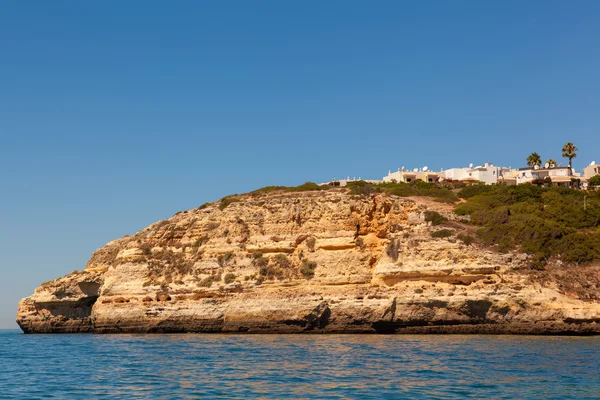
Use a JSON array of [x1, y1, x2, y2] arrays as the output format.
[[589, 175, 600, 187], [526, 152, 542, 167], [545, 158, 557, 167], [561, 142, 578, 173]]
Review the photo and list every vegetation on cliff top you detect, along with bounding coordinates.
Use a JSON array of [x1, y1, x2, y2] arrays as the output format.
[[345, 180, 460, 203], [455, 185, 600, 266], [214, 179, 599, 267]]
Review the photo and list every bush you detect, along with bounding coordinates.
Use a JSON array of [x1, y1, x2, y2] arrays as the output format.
[[346, 181, 380, 196], [532, 178, 545, 186], [380, 181, 459, 203], [457, 234, 475, 246], [217, 252, 235, 267], [431, 229, 453, 239], [300, 260, 317, 279], [458, 184, 493, 199], [589, 175, 600, 187], [199, 273, 221, 287], [251, 182, 324, 195], [219, 196, 240, 210], [252, 252, 268, 268], [197, 202, 211, 210], [223, 273, 236, 284], [273, 254, 291, 269], [139, 244, 152, 257], [455, 185, 600, 265], [424, 211, 447, 226]]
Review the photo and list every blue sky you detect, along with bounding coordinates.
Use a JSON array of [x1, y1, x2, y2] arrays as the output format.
[[1, 1, 599, 328]]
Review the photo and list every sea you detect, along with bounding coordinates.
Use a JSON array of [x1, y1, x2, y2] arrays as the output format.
[[0, 330, 598, 399]]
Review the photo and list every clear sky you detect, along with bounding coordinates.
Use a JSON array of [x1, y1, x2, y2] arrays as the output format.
[[1, 1, 599, 328]]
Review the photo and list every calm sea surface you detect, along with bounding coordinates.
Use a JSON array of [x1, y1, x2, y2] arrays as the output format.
[[0, 330, 598, 399]]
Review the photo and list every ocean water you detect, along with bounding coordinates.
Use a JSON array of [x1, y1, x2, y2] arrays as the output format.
[[0, 330, 598, 399]]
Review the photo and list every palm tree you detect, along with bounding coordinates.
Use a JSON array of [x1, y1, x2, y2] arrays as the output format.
[[561, 142, 578, 173], [545, 158, 557, 168], [526, 152, 542, 167]]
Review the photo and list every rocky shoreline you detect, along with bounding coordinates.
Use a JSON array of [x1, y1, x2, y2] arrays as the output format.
[[17, 190, 600, 335]]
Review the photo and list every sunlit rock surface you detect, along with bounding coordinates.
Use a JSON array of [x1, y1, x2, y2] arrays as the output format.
[[17, 190, 600, 334]]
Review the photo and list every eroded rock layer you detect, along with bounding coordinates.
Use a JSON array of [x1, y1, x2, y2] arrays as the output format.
[[17, 190, 600, 334]]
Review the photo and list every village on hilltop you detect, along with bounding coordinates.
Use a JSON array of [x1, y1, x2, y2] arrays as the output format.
[[327, 142, 600, 190]]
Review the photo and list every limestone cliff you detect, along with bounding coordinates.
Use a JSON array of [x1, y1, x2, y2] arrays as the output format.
[[17, 189, 600, 334]]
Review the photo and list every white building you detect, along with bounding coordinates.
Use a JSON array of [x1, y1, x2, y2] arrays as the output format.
[[515, 165, 584, 187], [383, 163, 513, 185], [383, 168, 441, 183], [443, 163, 512, 185], [583, 161, 599, 179]]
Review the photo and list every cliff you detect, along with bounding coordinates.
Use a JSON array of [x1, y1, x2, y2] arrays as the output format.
[[17, 189, 600, 334]]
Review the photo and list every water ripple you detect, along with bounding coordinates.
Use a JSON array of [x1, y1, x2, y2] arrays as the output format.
[[0, 331, 599, 399]]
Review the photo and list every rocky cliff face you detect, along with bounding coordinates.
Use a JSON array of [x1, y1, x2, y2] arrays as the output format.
[[17, 190, 600, 334]]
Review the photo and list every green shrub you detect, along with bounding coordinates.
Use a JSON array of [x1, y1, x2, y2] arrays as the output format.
[[217, 252, 235, 267], [457, 184, 493, 199], [431, 229, 453, 239], [198, 273, 221, 287], [139, 244, 152, 257], [455, 185, 600, 265], [223, 273, 236, 284], [346, 181, 380, 196], [424, 211, 447, 226], [380, 182, 458, 203], [300, 260, 317, 279], [457, 234, 475, 246], [532, 178, 545, 186], [287, 182, 322, 192], [589, 175, 600, 187], [219, 196, 240, 210], [273, 254, 291, 269], [251, 182, 324, 195], [251, 252, 268, 268]]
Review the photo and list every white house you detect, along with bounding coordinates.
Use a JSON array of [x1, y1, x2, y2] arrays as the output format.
[[384, 163, 513, 185], [443, 163, 511, 185], [583, 161, 599, 179], [383, 167, 441, 183], [515, 165, 583, 187]]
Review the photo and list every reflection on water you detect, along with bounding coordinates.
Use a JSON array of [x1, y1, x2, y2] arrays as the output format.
[[1, 331, 598, 399]]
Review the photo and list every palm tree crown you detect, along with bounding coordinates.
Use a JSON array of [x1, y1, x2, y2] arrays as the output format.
[[545, 158, 557, 167], [561, 142, 578, 170], [527, 152, 542, 167]]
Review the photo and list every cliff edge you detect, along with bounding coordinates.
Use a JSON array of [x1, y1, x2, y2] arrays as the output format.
[[17, 189, 600, 334]]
